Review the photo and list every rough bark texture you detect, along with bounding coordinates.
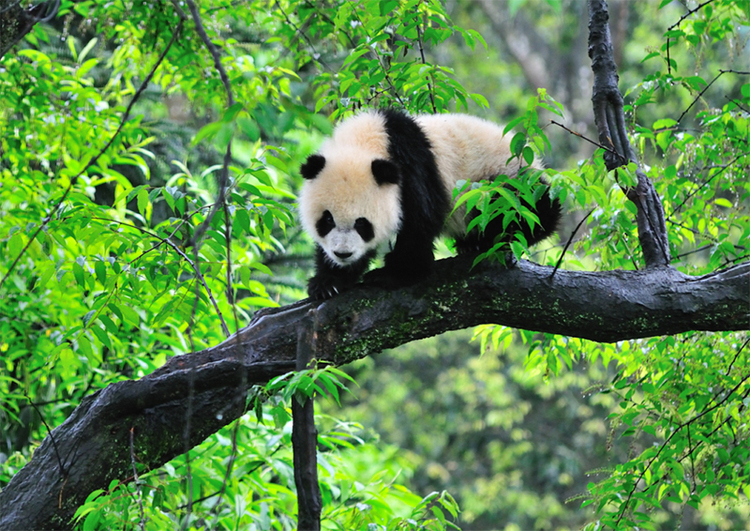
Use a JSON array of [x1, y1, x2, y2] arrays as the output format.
[[0, 256, 748, 530], [588, 0, 672, 267], [0, 0, 59, 59]]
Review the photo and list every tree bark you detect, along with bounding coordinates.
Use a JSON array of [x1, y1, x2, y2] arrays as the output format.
[[0, 256, 748, 530], [0, 0, 59, 59], [588, 0, 672, 267], [292, 311, 322, 531]]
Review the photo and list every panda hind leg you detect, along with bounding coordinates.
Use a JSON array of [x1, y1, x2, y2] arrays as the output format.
[[456, 187, 562, 254]]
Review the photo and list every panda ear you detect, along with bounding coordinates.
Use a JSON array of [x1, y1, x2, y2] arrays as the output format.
[[300, 154, 326, 180], [371, 159, 400, 186]]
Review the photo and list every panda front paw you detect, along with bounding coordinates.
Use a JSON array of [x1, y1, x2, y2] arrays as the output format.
[[307, 274, 352, 301]]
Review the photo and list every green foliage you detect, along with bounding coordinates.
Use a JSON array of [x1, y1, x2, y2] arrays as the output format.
[[0, 0, 748, 530], [265, 364, 357, 406], [70, 405, 458, 530], [450, 90, 565, 266]]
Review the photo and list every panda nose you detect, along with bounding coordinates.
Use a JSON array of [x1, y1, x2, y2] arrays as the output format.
[[334, 251, 352, 259]]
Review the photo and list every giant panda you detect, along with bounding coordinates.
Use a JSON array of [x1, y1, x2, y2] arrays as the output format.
[[299, 108, 561, 300]]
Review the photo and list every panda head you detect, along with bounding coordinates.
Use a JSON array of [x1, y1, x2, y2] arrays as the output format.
[[299, 148, 402, 267]]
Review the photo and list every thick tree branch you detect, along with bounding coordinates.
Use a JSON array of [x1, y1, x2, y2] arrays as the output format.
[[588, 0, 671, 268], [0, 257, 747, 530]]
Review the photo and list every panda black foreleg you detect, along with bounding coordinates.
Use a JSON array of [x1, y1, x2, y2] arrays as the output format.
[[380, 227, 436, 285], [307, 245, 374, 300]]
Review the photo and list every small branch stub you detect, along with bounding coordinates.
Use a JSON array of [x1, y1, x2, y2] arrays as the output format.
[[292, 310, 322, 531]]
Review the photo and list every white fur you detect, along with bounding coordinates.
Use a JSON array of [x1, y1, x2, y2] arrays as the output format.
[[414, 113, 539, 238], [299, 112, 400, 266], [299, 110, 539, 266]]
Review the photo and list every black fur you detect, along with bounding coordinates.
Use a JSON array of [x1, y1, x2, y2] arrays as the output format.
[[371, 159, 401, 185], [308, 245, 375, 300], [315, 210, 335, 237], [455, 182, 562, 254], [354, 217, 375, 242], [300, 154, 326, 180], [379, 109, 450, 282]]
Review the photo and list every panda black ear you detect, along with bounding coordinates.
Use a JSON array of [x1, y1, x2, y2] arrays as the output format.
[[300, 154, 326, 180], [371, 159, 400, 186]]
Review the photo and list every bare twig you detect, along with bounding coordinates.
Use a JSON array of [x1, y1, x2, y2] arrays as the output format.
[[550, 209, 594, 280], [668, 151, 746, 218], [415, 15, 437, 114], [350, 8, 406, 108], [665, 0, 717, 75], [550, 120, 626, 164], [677, 69, 723, 123], [25, 394, 66, 476], [677, 69, 750, 123], [182, 0, 235, 250]]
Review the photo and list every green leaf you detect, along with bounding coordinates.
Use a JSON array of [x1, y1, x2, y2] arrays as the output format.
[[192, 121, 222, 145], [510, 132, 526, 157], [714, 198, 733, 208], [137, 188, 149, 216], [222, 103, 244, 122]]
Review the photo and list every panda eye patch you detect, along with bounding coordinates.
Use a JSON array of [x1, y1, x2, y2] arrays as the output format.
[[354, 217, 374, 242], [316, 210, 335, 237]]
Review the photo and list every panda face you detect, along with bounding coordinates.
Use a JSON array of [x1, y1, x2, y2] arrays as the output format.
[[313, 209, 376, 266], [300, 149, 402, 267]]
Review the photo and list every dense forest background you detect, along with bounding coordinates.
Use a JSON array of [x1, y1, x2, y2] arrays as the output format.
[[0, 0, 748, 530]]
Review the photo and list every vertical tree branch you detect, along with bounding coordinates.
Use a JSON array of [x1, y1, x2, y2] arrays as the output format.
[[587, 0, 671, 268], [292, 310, 322, 531]]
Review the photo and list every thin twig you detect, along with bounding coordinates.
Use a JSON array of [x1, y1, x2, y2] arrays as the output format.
[[726, 337, 750, 376], [668, 152, 746, 218], [668, 0, 716, 32], [0, 20, 183, 290], [415, 13, 437, 114], [550, 209, 594, 280], [677, 70, 723, 123], [182, 0, 235, 249], [25, 394, 66, 476], [550, 120, 627, 165], [90, 217, 230, 337], [210, 419, 241, 513], [350, 9, 406, 108], [275, 1, 332, 71], [181, 245, 202, 530], [664, 0, 718, 76]]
